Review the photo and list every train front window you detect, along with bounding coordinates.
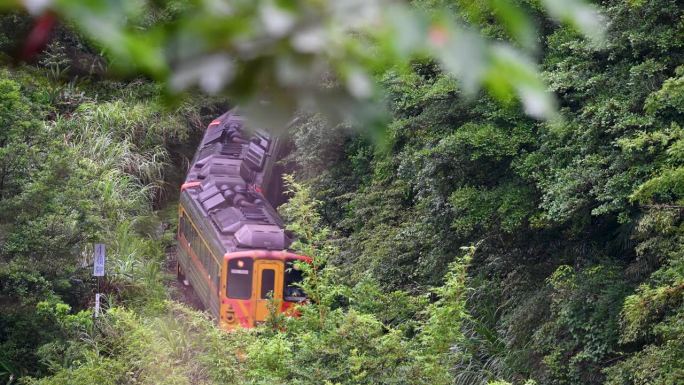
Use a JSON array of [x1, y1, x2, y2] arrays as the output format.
[[227, 258, 253, 299], [284, 260, 307, 302], [260, 269, 275, 299]]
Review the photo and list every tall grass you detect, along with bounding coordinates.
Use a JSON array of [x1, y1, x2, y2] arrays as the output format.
[[45, 98, 178, 308], [25, 303, 251, 385]]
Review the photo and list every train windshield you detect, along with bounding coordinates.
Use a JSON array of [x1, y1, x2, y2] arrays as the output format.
[[227, 258, 253, 299], [283, 260, 307, 302]]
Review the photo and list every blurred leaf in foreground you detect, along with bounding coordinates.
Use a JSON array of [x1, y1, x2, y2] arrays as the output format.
[[7, 0, 606, 131]]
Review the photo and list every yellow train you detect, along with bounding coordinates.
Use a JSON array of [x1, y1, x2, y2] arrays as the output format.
[[177, 110, 309, 329]]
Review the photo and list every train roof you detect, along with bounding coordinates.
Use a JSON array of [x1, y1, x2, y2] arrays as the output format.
[[181, 109, 291, 253]]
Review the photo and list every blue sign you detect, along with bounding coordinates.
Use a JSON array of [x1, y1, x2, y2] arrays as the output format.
[[93, 244, 106, 277]]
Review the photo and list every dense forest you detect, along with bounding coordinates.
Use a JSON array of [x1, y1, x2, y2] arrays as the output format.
[[1, 1, 683, 384]]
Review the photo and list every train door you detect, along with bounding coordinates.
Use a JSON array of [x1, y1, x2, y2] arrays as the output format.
[[253, 260, 284, 322]]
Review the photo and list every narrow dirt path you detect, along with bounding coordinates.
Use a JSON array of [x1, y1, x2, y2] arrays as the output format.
[[164, 247, 205, 311]]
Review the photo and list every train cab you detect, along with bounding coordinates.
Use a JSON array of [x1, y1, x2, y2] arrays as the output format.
[[220, 250, 311, 329]]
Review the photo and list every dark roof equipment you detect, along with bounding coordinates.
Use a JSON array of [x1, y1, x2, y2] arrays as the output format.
[[181, 109, 288, 252]]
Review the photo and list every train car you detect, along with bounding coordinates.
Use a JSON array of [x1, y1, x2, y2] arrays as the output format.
[[176, 109, 309, 329]]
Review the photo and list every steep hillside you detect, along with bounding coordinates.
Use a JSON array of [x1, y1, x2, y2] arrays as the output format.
[[287, 0, 684, 383]]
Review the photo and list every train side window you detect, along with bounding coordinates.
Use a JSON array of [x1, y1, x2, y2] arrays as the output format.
[[260, 269, 275, 299], [183, 217, 189, 240], [181, 214, 189, 239], [190, 223, 198, 248], [227, 258, 253, 299], [206, 250, 218, 289], [212, 261, 219, 288], [199, 242, 207, 266], [284, 261, 307, 302]]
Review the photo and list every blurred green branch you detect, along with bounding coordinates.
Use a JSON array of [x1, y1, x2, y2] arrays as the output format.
[[6, 0, 605, 127]]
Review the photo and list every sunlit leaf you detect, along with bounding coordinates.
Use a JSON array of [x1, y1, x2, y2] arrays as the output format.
[[489, 44, 557, 119], [260, 1, 295, 37], [22, 0, 52, 15], [291, 26, 327, 53], [345, 67, 373, 99], [384, 5, 429, 58], [434, 26, 487, 94], [489, 0, 537, 50], [542, 0, 606, 44], [170, 53, 234, 94]]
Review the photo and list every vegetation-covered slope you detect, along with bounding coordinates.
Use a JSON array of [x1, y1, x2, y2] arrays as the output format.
[[287, 0, 684, 383], [0, 22, 225, 380]]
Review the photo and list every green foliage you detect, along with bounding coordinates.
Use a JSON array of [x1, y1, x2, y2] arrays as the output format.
[[414, 247, 474, 385], [601, 209, 684, 385], [488, 380, 537, 385], [349, 278, 427, 333], [534, 264, 631, 384], [280, 174, 343, 327], [24, 302, 254, 385], [645, 65, 684, 118], [285, 1, 684, 385], [420, 247, 473, 356], [0, 261, 59, 380], [246, 334, 292, 383], [0, 60, 211, 381], [0, 72, 45, 201], [239, 172, 475, 385], [36, 300, 93, 333], [631, 166, 684, 205], [449, 182, 536, 236]]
